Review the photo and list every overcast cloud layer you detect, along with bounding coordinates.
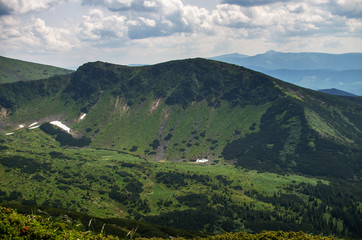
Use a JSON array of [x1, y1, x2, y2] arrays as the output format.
[[0, 0, 361, 68]]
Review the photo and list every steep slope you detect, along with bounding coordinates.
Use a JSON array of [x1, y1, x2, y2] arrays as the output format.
[[1, 58, 361, 179], [0, 56, 74, 84]]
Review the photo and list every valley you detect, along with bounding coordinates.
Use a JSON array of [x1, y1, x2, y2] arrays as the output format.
[[1, 126, 360, 237]]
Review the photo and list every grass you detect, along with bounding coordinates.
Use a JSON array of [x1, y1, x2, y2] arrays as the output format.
[[0, 119, 361, 237], [62, 90, 272, 162], [7, 95, 79, 124], [304, 108, 354, 143], [161, 100, 271, 160], [0, 128, 323, 217], [84, 94, 165, 155]]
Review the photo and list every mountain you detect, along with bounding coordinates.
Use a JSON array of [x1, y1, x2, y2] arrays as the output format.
[[0, 56, 74, 84], [211, 51, 362, 70], [260, 68, 362, 96], [1, 58, 361, 179], [209, 51, 362, 96], [319, 88, 357, 97], [1, 58, 362, 237]]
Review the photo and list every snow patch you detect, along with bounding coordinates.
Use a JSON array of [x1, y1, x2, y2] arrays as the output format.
[[18, 125, 24, 129], [80, 113, 87, 120], [29, 125, 40, 129], [50, 121, 70, 133], [5, 132, 14, 136], [29, 122, 39, 127], [196, 158, 209, 163]]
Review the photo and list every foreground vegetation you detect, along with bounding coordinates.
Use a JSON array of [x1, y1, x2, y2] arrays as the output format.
[[0, 127, 361, 238], [0, 206, 338, 239]]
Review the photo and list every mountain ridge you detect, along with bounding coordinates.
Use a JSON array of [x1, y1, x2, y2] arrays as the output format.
[[1, 58, 361, 179]]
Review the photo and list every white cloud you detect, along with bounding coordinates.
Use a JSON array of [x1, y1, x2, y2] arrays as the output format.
[[182, 5, 214, 33], [211, 1, 357, 40], [347, 18, 362, 32], [0, 0, 62, 15], [82, 0, 133, 10], [328, 0, 362, 18], [82, 0, 183, 14], [81, 0, 190, 39], [221, 0, 294, 7], [143, 0, 156, 8], [79, 9, 128, 42], [138, 17, 156, 27], [0, 16, 75, 52]]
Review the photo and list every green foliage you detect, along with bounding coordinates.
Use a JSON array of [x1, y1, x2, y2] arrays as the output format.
[[0, 206, 338, 240], [0, 128, 360, 238], [0, 75, 70, 109], [222, 97, 362, 178], [40, 123, 91, 147], [0, 206, 117, 239]]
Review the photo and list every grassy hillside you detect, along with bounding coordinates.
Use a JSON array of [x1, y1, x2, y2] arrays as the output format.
[[0, 56, 73, 83], [1, 58, 361, 179]]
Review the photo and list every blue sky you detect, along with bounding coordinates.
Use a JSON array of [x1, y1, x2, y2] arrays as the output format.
[[0, 0, 361, 68]]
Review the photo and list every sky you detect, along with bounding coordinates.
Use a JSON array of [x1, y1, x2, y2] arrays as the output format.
[[0, 0, 361, 69]]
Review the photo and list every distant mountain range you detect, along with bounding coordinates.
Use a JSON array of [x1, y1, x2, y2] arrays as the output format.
[[210, 51, 362, 96], [319, 88, 357, 97]]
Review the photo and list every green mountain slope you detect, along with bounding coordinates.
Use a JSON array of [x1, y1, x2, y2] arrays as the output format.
[[1, 58, 362, 238], [0, 56, 73, 83], [1, 58, 361, 179]]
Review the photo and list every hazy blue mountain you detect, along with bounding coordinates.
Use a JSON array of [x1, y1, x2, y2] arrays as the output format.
[[318, 88, 357, 97], [210, 51, 362, 96], [261, 69, 362, 96], [211, 51, 362, 70]]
